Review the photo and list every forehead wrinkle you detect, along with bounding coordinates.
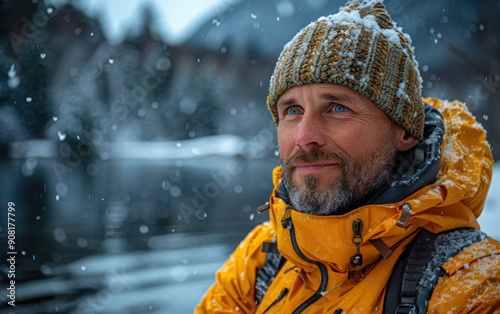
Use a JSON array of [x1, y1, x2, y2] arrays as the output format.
[[318, 92, 354, 102], [277, 90, 351, 108]]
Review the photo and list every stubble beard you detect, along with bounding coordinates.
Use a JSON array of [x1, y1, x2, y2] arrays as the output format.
[[282, 142, 397, 215]]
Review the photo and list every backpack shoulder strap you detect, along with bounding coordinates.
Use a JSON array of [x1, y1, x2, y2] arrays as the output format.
[[255, 240, 286, 305], [384, 229, 438, 314], [384, 228, 487, 314]]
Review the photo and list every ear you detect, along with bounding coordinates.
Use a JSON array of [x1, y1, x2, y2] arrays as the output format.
[[393, 127, 419, 152]]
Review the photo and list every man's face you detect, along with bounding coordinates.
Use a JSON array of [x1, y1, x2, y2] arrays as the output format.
[[277, 83, 401, 215]]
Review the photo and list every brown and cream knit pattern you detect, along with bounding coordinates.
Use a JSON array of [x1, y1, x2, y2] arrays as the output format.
[[267, 0, 425, 140]]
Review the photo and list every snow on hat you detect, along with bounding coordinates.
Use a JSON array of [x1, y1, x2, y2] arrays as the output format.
[[267, 0, 425, 140]]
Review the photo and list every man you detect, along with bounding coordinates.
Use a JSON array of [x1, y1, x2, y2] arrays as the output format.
[[196, 0, 500, 313]]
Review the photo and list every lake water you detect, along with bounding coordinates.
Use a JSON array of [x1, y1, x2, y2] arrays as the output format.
[[0, 156, 277, 313]]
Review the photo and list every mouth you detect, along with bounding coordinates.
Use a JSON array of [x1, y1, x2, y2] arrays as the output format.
[[294, 162, 339, 175]]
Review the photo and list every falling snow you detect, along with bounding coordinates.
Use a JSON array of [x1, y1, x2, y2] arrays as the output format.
[[1, 0, 499, 313]]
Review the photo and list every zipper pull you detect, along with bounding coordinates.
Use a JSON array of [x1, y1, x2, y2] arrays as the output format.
[[396, 202, 412, 228], [281, 206, 293, 229], [257, 202, 270, 213], [350, 219, 363, 268]]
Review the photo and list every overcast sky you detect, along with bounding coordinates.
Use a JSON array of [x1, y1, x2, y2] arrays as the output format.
[[67, 0, 234, 44]]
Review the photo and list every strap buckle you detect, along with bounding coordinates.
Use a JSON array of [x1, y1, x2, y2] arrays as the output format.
[[395, 304, 418, 314]]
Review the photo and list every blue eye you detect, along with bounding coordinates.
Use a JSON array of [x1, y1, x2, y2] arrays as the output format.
[[287, 107, 301, 115], [333, 105, 348, 113]]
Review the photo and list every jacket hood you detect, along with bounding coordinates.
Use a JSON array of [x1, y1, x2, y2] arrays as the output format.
[[268, 98, 494, 274]]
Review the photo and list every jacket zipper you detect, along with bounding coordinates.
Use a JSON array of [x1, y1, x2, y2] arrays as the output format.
[[262, 288, 289, 314], [281, 207, 329, 314], [350, 219, 364, 268]]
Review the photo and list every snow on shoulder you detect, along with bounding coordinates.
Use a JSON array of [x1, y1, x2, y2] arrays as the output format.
[[479, 162, 500, 240]]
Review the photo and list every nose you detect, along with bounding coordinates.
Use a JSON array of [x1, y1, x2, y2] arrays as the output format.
[[295, 112, 327, 150]]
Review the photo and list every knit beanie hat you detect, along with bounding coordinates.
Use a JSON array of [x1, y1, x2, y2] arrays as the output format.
[[267, 0, 425, 140]]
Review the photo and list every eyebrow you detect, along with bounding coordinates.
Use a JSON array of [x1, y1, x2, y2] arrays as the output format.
[[277, 97, 297, 108]]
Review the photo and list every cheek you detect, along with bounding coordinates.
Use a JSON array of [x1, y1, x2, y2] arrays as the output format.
[[346, 129, 393, 159], [353, 134, 378, 152], [277, 127, 295, 160], [334, 128, 382, 158]]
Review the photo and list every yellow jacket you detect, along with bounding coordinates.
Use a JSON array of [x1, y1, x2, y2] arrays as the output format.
[[195, 99, 500, 313]]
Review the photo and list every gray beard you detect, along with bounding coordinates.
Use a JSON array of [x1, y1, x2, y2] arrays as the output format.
[[283, 144, 397, 215]]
